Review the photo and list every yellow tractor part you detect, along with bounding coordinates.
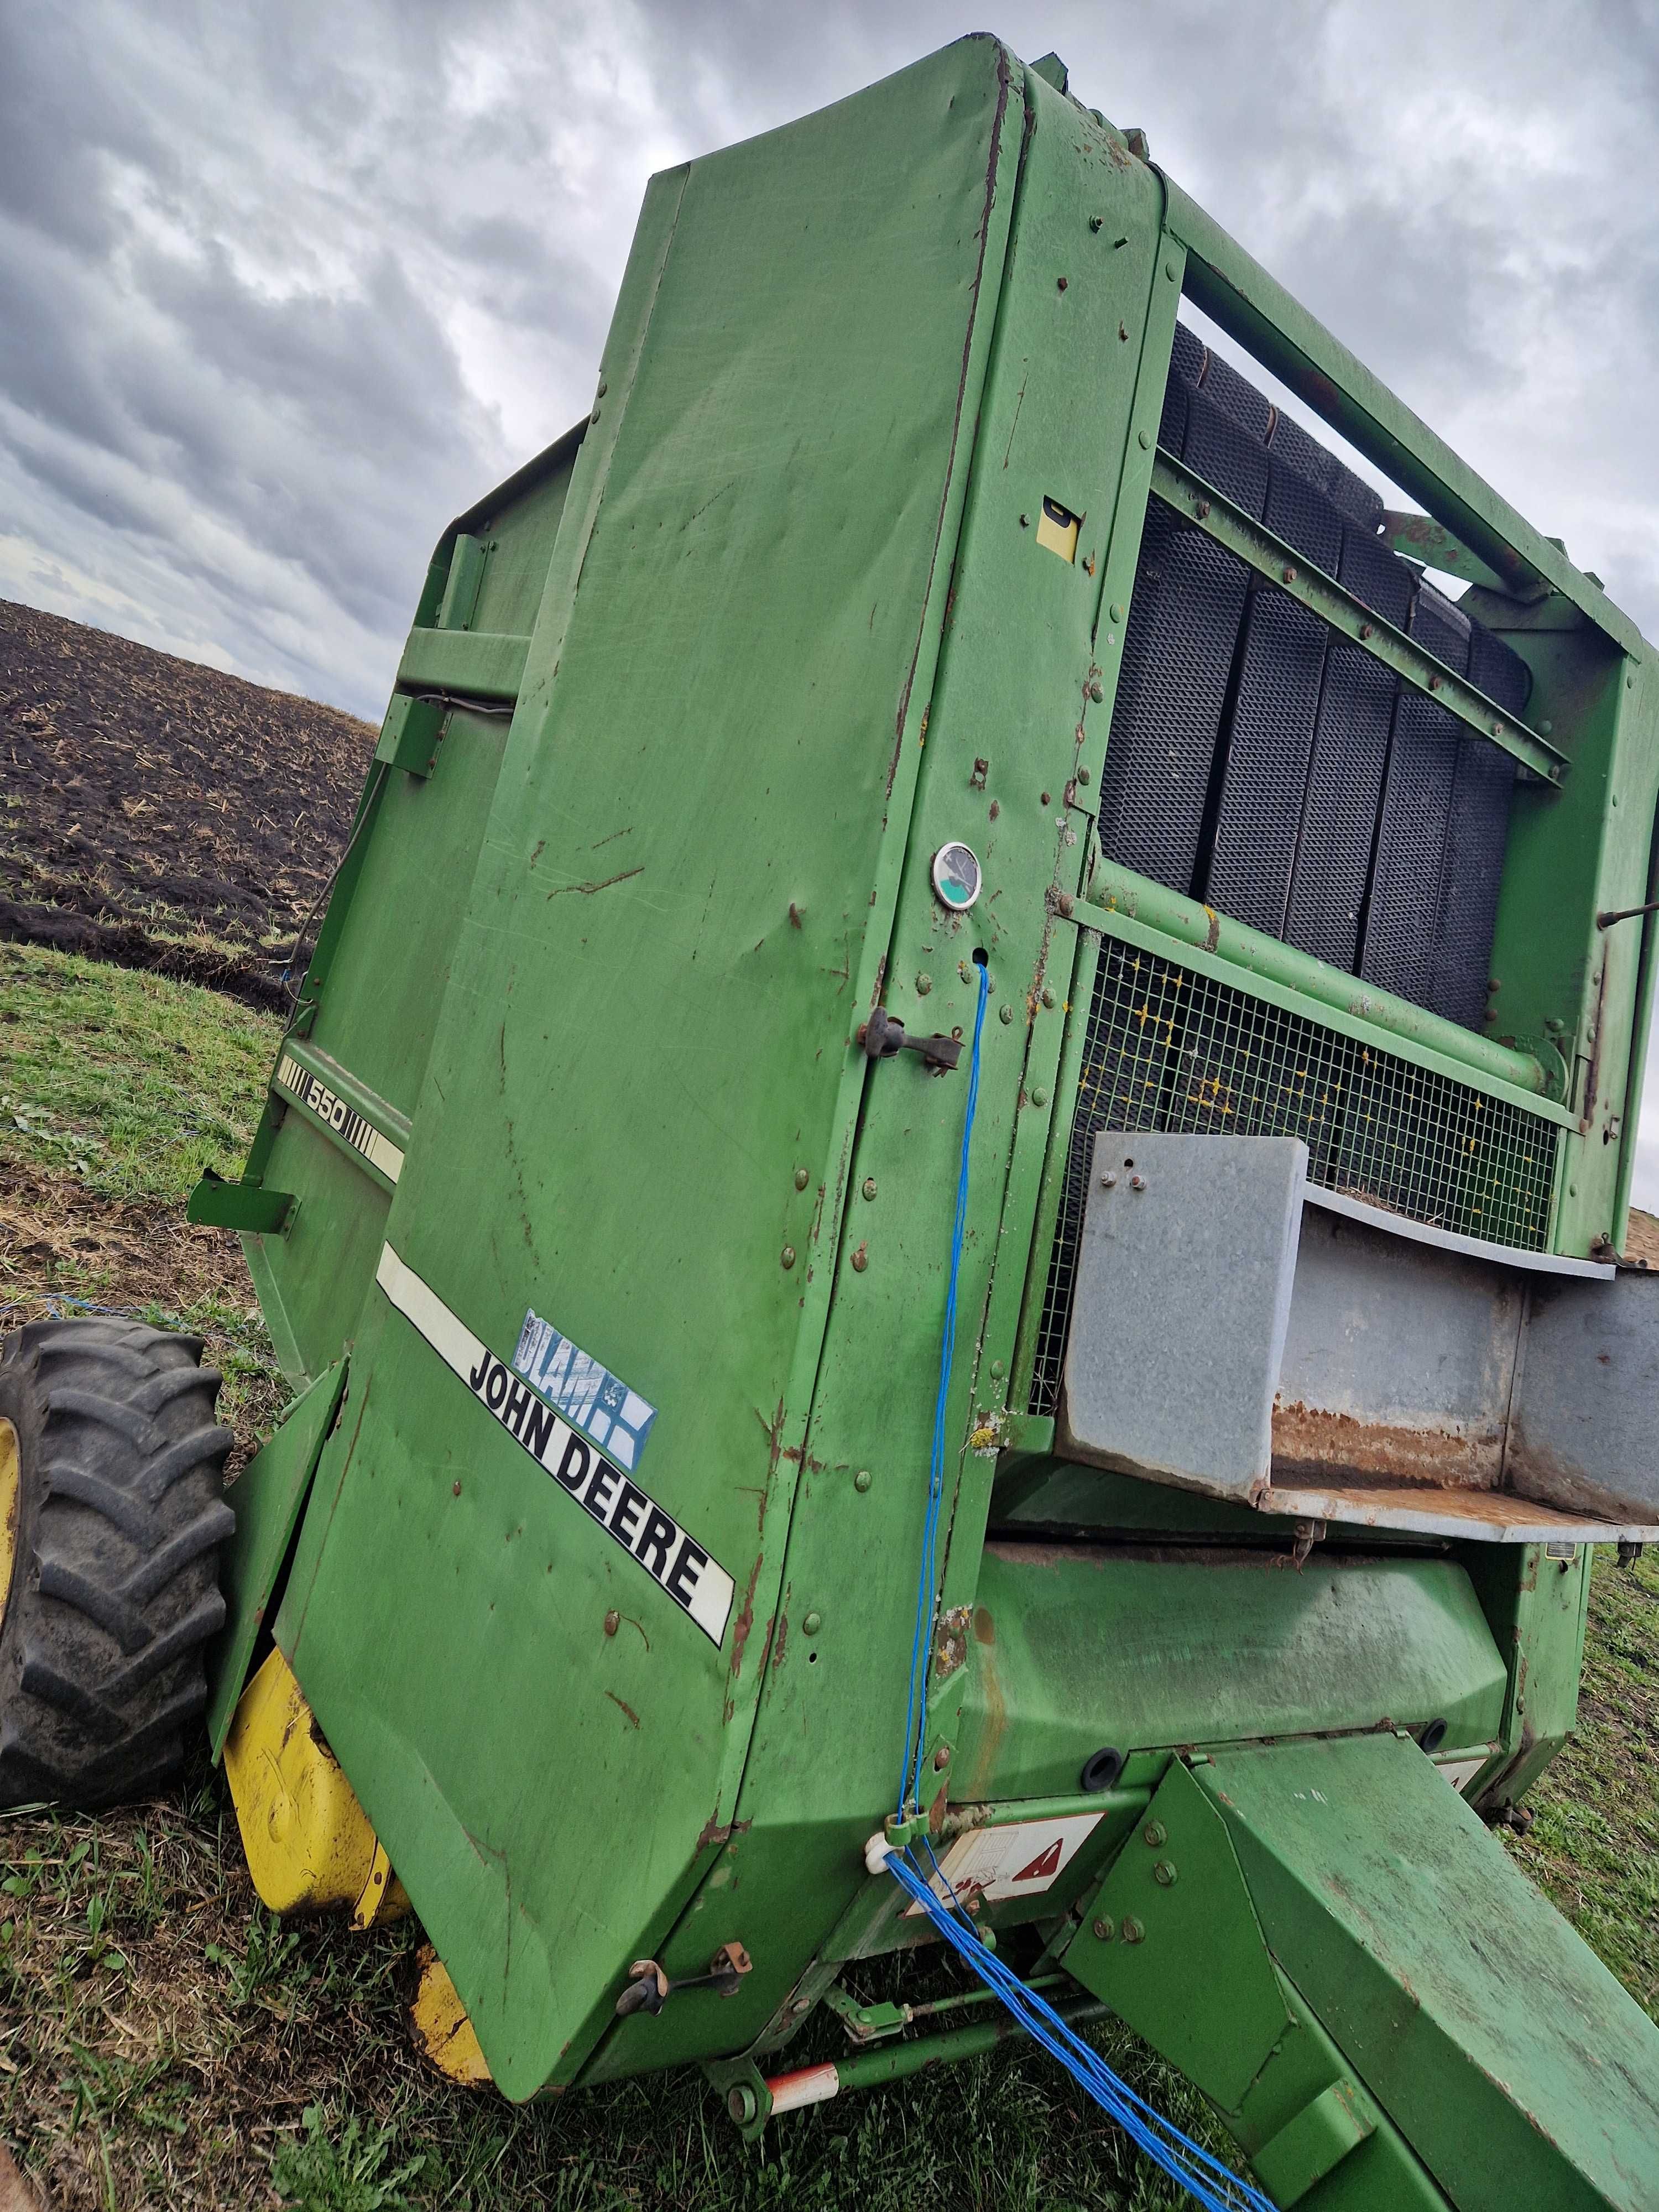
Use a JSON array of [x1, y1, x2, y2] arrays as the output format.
[[0, 1418, 18, 1637], [223, 1645, 407, 1926], [412, 1945, 494, 2086]]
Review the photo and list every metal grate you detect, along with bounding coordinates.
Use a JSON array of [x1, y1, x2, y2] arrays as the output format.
[[1026, 935, 1559, 1415]]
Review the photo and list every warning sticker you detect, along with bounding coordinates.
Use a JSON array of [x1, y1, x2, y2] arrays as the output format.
[[375, 1245, 733, 1646], [275, 1054, 404, 1185], [902, 1812, 1103, 1914], [514, 1308, 657, 1472]]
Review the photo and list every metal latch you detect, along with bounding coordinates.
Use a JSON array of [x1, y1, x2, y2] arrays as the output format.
[[615, 1941, 753, 2018], [857, 1006, 963, 1071]]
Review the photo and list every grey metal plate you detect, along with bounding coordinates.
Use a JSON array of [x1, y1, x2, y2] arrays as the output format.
[[1060, 1131, 1306, 1499], [1510, 1269, 1659, 1523]]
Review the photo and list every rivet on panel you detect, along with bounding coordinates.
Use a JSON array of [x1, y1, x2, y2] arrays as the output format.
[[1076, 764, 1091, 786], [1042, 986, 1057, 1008], [1087, 677, 1105, 702], [862, 1177, 878, 1201], [932, 1744, 951, 1770], [1138, 429, 1151, 450], [803, 1611, 822, 1636], [853, 1469, 872, 1493], [603, 1610, 619, 1637], [1031, 1087, 1049, 1109], [851, 1244, 868, 1272], [999, 1003, 1014, 1025], [1109, 603, 1124, 623], [794, 1167, 810, 1191], [1281, 565, 1297, 585], [916, 972, 932, 995], [780, 1246, 797, 1270]]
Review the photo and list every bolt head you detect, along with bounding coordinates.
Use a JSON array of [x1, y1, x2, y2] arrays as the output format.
[[794, 1167, 810, 1191], [853, 1468, 873, 1493], [1122, 1914, 1145, 1944], [1360, 622, 1374, 640], [1282, 564, 1297, 585], [1100, 1170, 1118, 1188], [802, 1610, 822, 1636], [932, 1744, 951, 1770], [1129, 1172, 1147, 1191], [862, 1177, 878, 1200], [916, 972, 932, 995], [1092, 1917, 1113, 1942], [1109, 603, 1124, 623], [999, 1003, 1014, 1025], [780, 1245, 796, 1270], [1153, 1860, 1177, 1887], [1076, 765, 1091, 786], [1143, 1820, 1167, 1847], [603, 1610, 620, 1636], [1042, 986, 1057, 1008], [1031, 1087, 1049, 1109], [1089, 214, 1104, 232], [851, 1245, 868, 1272]]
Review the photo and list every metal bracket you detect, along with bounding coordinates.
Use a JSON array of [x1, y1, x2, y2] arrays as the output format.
[[1150, 450, 1568, 785]]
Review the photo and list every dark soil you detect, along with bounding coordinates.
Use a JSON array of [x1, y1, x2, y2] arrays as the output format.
[[0, 599, 375, 1011]]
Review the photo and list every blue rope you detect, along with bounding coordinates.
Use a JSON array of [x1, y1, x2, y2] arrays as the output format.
[[887, 1852, 1273, 2212], [884, 957, 1274, 2212], [896, 958, 989, 1818]]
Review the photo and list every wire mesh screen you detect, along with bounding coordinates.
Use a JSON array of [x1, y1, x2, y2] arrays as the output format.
[[1026, 933, 1559, 1416]]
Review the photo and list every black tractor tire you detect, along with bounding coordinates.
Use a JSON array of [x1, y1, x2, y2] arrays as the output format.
[[0, 1316, 234, 1809]]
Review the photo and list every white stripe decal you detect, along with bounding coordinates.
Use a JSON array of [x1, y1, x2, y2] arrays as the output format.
[[374, 1244, 734, 1647], [275, 1055, 404, 1185]]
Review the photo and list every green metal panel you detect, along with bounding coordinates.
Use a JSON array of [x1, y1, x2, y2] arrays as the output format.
[[952, 1545, 1507, 1802], [270, 40, 1027, 2098], [1202, 1733, 1659, 2210], [1072, 1757, 1293, 2111], [1464, 1539, 1593, 1810], [205, 1359, 347, 1759]]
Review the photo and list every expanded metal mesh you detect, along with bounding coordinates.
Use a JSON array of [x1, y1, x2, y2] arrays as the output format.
[[1026, 935, 1559, 1416]]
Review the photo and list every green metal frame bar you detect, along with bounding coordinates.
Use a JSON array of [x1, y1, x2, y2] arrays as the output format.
[[1152, 452, 1567, 785], [1161, 178, 1644, 657], [1072, 863, 1568, 1120]]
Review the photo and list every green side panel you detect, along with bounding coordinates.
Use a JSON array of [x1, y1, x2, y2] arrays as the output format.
[[204, 1359, 347, 1759], [1464, 1541, 1592, 1810], [241, 436, 584, 1386], [1203, 1734, 1659, 2211], [272, 40, 1025, 2099], [954, 1545, 1507, 1801], [636, 63, 1178, 2084], [1072, 1757, 1293, 2110]]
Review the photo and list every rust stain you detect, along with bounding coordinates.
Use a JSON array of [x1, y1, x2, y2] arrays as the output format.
[[973, 1605, 995, 1645], [1202, 903, 1220, 954], [1271, 1400, 1503, 1489], [728, 1553, 764, 1683], [545, 865, 645, 900], [604, 1691, 641, 1729]]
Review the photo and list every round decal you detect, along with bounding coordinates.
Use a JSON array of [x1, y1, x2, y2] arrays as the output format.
[[931, 842, 982, 913]]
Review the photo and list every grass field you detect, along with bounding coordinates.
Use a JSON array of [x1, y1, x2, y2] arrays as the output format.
[[2, 941, 1657, 2211]]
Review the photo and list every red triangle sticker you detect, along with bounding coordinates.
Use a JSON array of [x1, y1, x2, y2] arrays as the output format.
[[1010, 1837, 1063, 1884]]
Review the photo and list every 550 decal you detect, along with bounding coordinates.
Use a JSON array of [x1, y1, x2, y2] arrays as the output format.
[[375, 1245, 733, 1645], [275, 1054, 405, 1185]]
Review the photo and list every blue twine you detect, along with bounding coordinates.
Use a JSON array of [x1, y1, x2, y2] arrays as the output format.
[[886, 1851, 1273, 2212], [896, 958, 989, 1818], [885, 957, 1274, 2212]]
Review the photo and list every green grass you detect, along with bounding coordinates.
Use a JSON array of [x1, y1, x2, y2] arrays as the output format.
[[2, 944, 1658, 2209], [0, 939, 281, 1207]]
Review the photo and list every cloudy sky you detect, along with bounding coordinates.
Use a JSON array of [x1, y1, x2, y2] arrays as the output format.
[[5, 0, 1659, 1199]]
